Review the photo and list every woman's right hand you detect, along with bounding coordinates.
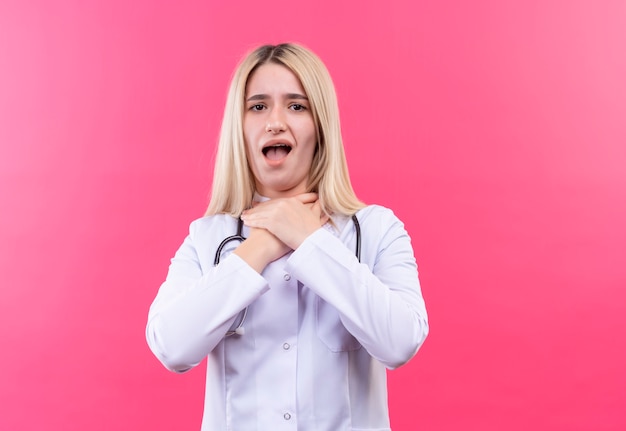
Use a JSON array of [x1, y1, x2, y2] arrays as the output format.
[[233, 226, 290, 273]]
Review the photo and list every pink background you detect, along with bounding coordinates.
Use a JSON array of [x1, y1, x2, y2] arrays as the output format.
[[1, 1, 625, 430]]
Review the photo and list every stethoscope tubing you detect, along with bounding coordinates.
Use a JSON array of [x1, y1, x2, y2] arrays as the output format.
[[213, 218, 246, 266]]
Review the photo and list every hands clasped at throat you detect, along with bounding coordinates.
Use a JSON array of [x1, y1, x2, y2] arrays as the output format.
[[235, 193, 329, 272]]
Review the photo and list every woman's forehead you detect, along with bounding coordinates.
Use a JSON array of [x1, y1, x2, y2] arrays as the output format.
[[246, 63, 306, 96]]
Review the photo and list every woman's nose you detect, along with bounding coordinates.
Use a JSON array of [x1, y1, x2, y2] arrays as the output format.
[[265, 108, 287, 134], [265, 119, 286, 134]]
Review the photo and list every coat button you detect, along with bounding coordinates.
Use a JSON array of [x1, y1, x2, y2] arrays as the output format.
[[284, 412, 291, 420], [283, 343, 290, 350], [284, 273, 291, 281]]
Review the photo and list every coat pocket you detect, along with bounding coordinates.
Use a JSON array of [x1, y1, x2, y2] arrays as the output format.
[[315, 297, 361, 352]]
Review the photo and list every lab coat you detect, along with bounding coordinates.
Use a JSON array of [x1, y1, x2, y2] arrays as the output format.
[[146, 205, 428, 430]]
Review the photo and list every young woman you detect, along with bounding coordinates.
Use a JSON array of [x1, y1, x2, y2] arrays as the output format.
[[146, 43, 428, 430]]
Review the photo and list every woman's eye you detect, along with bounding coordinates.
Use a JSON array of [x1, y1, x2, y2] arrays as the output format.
[[290, 104, 306, 111], [250, 104, 265, 111]]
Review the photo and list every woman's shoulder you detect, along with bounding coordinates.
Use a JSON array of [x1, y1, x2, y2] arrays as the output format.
[[355, 204, 401, 223], [187, 213, 240, 238], [347, 205, 407, 239]]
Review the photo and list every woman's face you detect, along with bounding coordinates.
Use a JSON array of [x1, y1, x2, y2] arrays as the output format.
[[243, 63, 317, 199]]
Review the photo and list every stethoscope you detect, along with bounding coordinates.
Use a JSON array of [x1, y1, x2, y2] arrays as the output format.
[[214, 214, 362, 336]]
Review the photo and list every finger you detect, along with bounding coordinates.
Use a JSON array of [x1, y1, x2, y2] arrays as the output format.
[[240, 211, 263, 226], [310, 200, 322, 216], [295, 192, 318, 204], [241, 216, 265, 229], [309, 200, 328, 225]]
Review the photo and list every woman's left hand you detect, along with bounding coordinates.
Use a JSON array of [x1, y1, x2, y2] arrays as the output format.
[[241, 193, 329, 250]]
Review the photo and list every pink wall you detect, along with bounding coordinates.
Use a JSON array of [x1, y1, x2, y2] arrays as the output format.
[[1, 1, 625, 430]]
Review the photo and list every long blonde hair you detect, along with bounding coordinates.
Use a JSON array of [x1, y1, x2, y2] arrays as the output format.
[[205, 43, 364, 216]]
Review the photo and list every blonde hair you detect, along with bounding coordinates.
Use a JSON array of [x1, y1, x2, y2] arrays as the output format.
[[205, 43, 364, 216]]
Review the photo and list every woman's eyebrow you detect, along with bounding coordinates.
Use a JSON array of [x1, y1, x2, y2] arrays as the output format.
[[285, 93, 308, 100], [246, 94, 268, 102], [246, 93, 308, 102]]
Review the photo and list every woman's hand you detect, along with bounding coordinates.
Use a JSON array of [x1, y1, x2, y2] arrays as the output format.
[[241, 193, 329, 250], [233, 226, 291, 273]]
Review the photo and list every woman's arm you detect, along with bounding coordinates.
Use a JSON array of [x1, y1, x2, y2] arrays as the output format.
[[285, 207, 429, 369], [145, 219, 269, 373]]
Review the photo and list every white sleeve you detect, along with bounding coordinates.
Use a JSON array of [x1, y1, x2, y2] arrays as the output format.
[[284, 208, 428, 369], [145, 221, 269, 373]]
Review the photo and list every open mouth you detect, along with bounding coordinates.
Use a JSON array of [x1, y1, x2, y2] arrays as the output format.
[[262, 143, 292, 161]]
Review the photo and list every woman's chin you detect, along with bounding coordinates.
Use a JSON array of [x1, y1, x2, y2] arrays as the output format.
[[255, 183, 308, 199]]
